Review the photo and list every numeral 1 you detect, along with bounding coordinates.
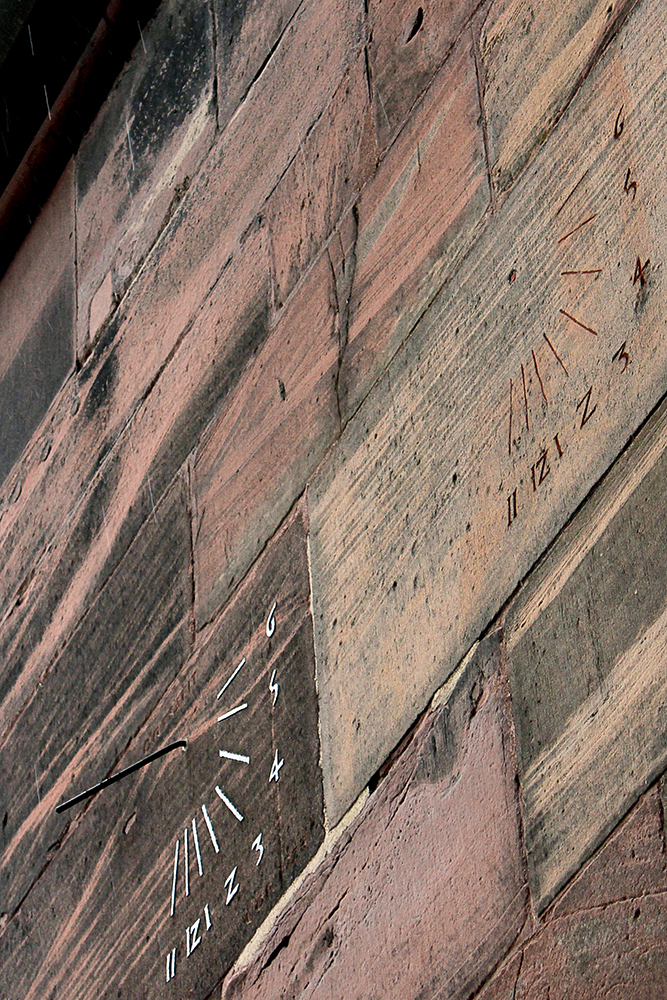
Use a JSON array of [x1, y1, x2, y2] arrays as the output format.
[[507, 489, 518, 528], [166, 948, 176, 983]]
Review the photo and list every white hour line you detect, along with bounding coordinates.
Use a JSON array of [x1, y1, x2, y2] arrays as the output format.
[[191, 818, 203, 876], [219, 750, 250, 763], [215, 785, 244, 822], [183, 828, 190, 897], [218, 702, 248, 723], [266, 600, 277, 637], [166, 947, 176, 983], [269, 749, 284, 783], [201, 804, 220, 853], [224, 867, 239, 904], [204, 903, 212, 930], [252, 832, 264, 866], [170, 839, 180, 917], [269, 668, 279, 706], [217, 658, 246, 700]]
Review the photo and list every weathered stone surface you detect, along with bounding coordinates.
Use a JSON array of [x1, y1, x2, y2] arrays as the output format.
[[0, 162, 74, 486], [309, 0, 667, 823], [0, 507, 323, 1000], [0, 225, 272, 755], [194, 251, 339, 627], [506, 389, 667, 911], [367, 0, 481, 149], [213, 0, 301, 133], [267, 50, 377, 307], [223, 633, 527, 1000], [479, 0, 639, 197], [76, 0, 216, 355], [0, 477, 192, 917], [340, 30, 489, 421]]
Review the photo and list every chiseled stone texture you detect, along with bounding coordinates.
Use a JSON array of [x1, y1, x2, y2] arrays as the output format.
[[506, 391, 667, 912], [309, 0, 667, 824], [476, 784, 667, 997], [222, 633, 527, 1000], [0, 161, 74, 486]]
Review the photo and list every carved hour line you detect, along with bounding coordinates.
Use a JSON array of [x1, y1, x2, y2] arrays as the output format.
[[201, 804, 220, 853], [166, 947, 176, 983], [252, 832, 265, 866], [555, 167, 590, 218], [576, 386, 597, 428], [559, 309, 598, 337], [224, 867, 240, 905], [543, 332, 569, 376], [191, 818, 203, 876], [532, 349, 547, 403], [215, 786, 244, 822], [266, 600, 277, 638], [219, 750, 251, 763], [170, 840, 179, 917], [521, 364, 529, 432], [218, 702, 248, 723], [508, 379, 513, 456], [558, 214, 596, 243], [184, 828, 190, 897], [560, 269, 603, 276], [614, 105, 624, 139], [204, 904, 212, 930], [217, 658, 246, 700], [624, 167, 637, 200], [269, 749, 285, 783], [269, 668, 279, 706]]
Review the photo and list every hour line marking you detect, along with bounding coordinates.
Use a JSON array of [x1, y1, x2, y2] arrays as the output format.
[[204, 903, 212, 930], [508, 379, 513, 456], [559, 309, 598, 336], [184, 827, 190, 897], [543, 333, 569, 376], [558, 214, 597, 243], [217, 658, 246, 700], [560, 269, 603, 276], [219, 750, 251, 763], [170, 839, 179, 917], [218, 702, 248, 722], [192, 818, 203, 876], [215, 786, 244, 822], [532, 349, 547, 404], [555, 167, 591, 217], [201, 804, 220, 853], [521, 363, 529, 432]]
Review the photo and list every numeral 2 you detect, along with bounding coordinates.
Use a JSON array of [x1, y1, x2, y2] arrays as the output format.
[[225, 867, 240, 905], [576, 387, 597, 428]]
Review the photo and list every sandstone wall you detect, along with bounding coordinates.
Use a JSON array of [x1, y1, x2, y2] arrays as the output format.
[[1, 1, 666, 997]]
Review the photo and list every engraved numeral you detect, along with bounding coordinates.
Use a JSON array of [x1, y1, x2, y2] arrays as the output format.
[[269, 668, 279, 707], [531, 450, 550, 492], [166, 947, 177, 983], [186, 918, 202, 957], [614, 105, 625, 139], [633, 256, 649, 287], [269, 749, 284, 783], [507, 489, 518, 529], [612, 341, 630, 372], [204, 904, 212, 930], [624, 167, 637, 200], [553, 433, 564, 459], [252, 832, 265, 866], [225, 867, 240, 905], [576, 387, 597, 429], [266, 600, 277, 638]]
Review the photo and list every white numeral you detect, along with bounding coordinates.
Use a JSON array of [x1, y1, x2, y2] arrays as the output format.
[[224, 866, 239, 905], [269, 749, 284, 783], [269, 669, 279, 706], [266, 600, 277, 637], [186, 918, 202, 957], [204, 903, 212, 930], [166, 947, 176, 983], [252, 833, 264, 866]]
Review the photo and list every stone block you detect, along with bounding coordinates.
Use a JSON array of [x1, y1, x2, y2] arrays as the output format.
[[194, 251, 339, 627], [367, 0, 481, 149], [223, 634, 527, 1000], [308, 0, 667, 823], [506, 388, 667, 911], [267, 50, 378, 307], [0, 477, 192, 917], [0, 508, 323, 1000], [76, 0, 216, 356], [479, 0, 639, 197], [0, 161, 74, 486], [340, 29, 489, 420]]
